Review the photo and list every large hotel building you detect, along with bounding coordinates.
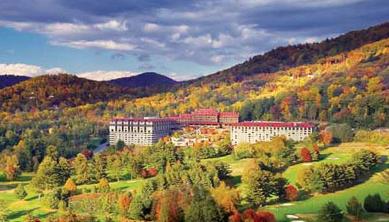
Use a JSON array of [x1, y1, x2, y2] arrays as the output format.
[[109, 109, 239, 146], [230, 121, 315, 145], [109, 117, 176, 146], [169, 108, 239, 126], [109, 109, 315, 146]]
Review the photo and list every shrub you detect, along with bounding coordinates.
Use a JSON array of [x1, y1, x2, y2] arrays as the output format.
[[141, 168, 159, 178], [241, 209, 275, 222], [284, 184, 299, 201], [320, 130, 333, 146], [15, 184, 27, 200], [364, 194, 386, 212], [318, 202, 343, 222], [346, 196, 364, 219], [44, 189, 61, 209], [300, 148, 312, 162], [98, 178, 110, 193], [233, 143, 254, 159], [256, 211, 276, 222], [326, 124, 353, 143]]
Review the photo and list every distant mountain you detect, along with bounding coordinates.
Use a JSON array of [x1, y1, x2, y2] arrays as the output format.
[[0, 74, 140, 112], [0, 75, 30, 89], [108, 72, 178, 88], [187, 22, 389, 85]]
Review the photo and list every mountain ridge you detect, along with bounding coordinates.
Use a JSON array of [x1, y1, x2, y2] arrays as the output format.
[[108, 72, 178, 88], [0, 75, 30, 89], [185, 22, 389, 85]]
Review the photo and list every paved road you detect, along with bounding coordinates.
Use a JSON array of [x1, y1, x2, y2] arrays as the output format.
[[93, 142, 109, 153]]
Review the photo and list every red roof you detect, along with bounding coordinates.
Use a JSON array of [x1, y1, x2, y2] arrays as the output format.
[[230, 121, 314, 128], [112, 118, 174, 123], [219, 112, 239, 117], [192, 108, 219, 115], [182, 121, 220, 126]]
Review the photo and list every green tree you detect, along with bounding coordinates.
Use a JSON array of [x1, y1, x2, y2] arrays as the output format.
[[73, 153, 91, 184], [364, 194, 385, 212], [184, 186, 225, 222], [318, 202, 343, 222], [107, 154, 122, 181], [46, 145, 59, 160], [242, 164, 282, 207], [14, 184, 27, 200], [31, 156, 64, 191], [93, 153, 107, 180], [346, 196, 364, 220]]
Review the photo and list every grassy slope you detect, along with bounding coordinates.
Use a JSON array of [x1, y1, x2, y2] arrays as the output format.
[[204, 142, 389, 222], [0, 173, 145, 221]]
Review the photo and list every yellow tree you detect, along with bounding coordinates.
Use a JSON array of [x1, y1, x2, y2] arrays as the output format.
[[63, 178, 77, 194], [210, 182, 240, 214], [3, 155, 20, 181]]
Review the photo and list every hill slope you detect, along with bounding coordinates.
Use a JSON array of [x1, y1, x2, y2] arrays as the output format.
[[108, 72, 178, 88], [0, 75, 30, 89], [188, 22, 389, 85], [0, 74, 136, 112], [101, 37, 389, 128]]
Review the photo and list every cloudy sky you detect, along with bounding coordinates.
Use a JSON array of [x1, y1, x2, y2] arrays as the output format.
[[0, 0, 388, 81]]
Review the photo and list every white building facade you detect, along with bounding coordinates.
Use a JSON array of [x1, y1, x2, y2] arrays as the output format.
[[109, 118, 176, 146], [230, 121, 315, 145]]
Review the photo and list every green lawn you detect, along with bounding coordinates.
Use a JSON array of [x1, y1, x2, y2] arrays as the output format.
[[203, 142, 389, 222], [267, 142, 389, 222], [0, 173, 145, 221]]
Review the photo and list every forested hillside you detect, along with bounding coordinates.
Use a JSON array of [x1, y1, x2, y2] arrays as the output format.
[[0, 74, 139, 112], [187, 22, 389, 85], [102, 38, 389, 128]]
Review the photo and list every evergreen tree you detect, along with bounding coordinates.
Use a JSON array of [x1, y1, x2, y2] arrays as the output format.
[[93, 153, 107, 180], [31, 156, 62, 191], [58, 157, 71, 183], [318, 202, 343, 222], [243, 166, 282, 207], [346, 196, 364, 220], [46, 145, 59, 160], [73, 154, 91, 184], [364, 194, 385, 212], [107, 154, 122, 181], [129, 195, 145, 220], [184, 186, 225, 222], [14, 184, 27, 200]]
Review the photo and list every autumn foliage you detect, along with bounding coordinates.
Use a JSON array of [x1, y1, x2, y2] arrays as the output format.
[[300, 147, 312, 162], [320, 130, 333, 146], [229, 209, 276, 222], [141, 167, 158, 178], [118, 193, 132, 215], [284, 184, 299, 201], [63, 178, 77, 193]]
